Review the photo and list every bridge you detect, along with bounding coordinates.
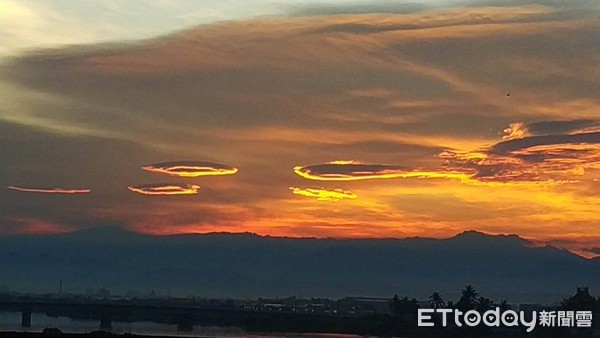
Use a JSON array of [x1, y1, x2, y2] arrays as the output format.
[[1, 298, 206, 331], [0, 296, 389, 334]]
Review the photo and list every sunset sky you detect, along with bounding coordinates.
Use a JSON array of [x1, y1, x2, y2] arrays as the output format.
[[1, 0, 599, 257]]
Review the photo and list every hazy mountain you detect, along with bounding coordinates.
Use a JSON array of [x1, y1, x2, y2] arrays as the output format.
[[1, 227, 598, 303]]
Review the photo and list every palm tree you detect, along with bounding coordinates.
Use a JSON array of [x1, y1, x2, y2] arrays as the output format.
[[457, 285, 478, 311], [429, 292, 445, 309], [390, 294, 401, 315], [390, 295, 419, 316], [499, 300, 511, 312]]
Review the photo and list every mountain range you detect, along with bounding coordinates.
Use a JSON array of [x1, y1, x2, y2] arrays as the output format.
[[1, 227, 598, 303]]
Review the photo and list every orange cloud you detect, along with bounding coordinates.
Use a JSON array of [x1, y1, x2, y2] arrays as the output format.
[[127, 183, 200, 196], [7, 186, 91, 194], [289, 187, 358, 201], [442, 125, 600, 184], [142, 161, 238, 178], [294, 160, 469, 182]]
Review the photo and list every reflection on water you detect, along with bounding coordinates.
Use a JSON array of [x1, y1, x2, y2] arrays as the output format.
[[0, 312, 363, 337]]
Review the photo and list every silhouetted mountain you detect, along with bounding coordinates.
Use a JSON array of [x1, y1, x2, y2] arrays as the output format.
[[1, 227, 598, 303], [451, 230, 527, 245]]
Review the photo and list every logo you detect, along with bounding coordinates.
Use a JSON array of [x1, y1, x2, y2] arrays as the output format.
[[418, 308, 593, 332]]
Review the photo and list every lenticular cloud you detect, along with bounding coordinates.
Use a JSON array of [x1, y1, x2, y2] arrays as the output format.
[[142, 161, 238, 178], [127, 183, 200, 196], [294, 161, 410, 181]]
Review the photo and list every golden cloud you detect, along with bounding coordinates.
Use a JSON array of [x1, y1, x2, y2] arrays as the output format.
[[7, 186, 91, 194], [294, 160, 468, 182], [289, 187, 358, 201], [502, 122, 529, 140], [127, 183, 200, 196], [142, 161, 238, 178]]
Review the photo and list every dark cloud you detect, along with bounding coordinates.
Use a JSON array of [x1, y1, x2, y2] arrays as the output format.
[[526, 119, 600, 135], [294, 161, 409, 181], [503, 120, 600, 139], [490, 132, 600, 155]]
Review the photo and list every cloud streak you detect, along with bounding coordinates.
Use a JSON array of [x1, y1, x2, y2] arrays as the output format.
[[289, 187, 358, 201], [7, 186, 91, 194]]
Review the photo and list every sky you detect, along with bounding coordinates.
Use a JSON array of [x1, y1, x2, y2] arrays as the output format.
[[1, 0, 600, 257]]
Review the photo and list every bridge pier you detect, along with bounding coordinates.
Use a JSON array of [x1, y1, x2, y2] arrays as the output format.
[[99, 318, 113, 331], [21, 309, 32, 328]]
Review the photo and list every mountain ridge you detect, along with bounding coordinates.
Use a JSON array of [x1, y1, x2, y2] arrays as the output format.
[[1, 227, 598, 303]]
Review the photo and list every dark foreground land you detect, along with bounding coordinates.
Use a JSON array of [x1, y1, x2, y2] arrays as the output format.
[[2, 286, 599, 337], [2, 290, 600, 338], [2, 328, 600, 338], [0, 333, 161, 338]]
